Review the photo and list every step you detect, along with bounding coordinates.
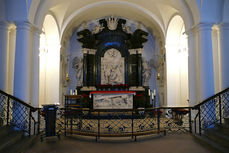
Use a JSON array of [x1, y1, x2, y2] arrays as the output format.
[[215, 123, 229, 136], [0, 131, 24, 152], [0, 118, 3, 127], [1, 135, 39, 153], [0, 126, 15, 138], [193, 134, 229, 153], [224, 117, 229, 126], [204, 128, 229, 148]]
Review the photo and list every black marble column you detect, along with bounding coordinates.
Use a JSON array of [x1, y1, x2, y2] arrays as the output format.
[[137, 52, 142, 86], [83, 53, 87, 86]]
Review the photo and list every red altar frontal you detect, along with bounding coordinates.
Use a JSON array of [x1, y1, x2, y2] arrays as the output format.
[[90, 91, 136, 95]]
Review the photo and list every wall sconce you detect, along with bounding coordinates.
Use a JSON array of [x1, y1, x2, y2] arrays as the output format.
[[157, 72, 160, 80], [66, 73, 70, 82]]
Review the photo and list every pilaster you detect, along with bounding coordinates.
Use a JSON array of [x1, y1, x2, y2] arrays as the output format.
[[186, 29, 198, 105], [14, 22, 33, 102], [0, 21, 9, 91], [195, 23, 215, 101], [31, 26, 42, 107]]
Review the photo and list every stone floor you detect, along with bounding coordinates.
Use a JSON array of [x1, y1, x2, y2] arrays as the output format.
[[25, 134, 213, 153]]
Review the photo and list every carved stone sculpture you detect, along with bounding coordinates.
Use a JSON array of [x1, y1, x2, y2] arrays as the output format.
[[72, 57, 83, 86], [101, 48, 124, 84], [142, 58, 152, 86]]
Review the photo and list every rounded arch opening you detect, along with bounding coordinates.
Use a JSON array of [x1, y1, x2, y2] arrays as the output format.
[[39, 14, 60, 107], [166, 15, 189, 106]]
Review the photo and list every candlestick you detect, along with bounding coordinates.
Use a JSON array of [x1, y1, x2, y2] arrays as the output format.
[[157, 73, 160, 80]]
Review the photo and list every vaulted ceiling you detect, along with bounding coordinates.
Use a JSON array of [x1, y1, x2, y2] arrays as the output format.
[[28, 0, 198, 40], [2, 0, 228, 44]]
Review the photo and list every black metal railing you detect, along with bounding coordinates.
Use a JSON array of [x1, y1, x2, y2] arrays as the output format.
[[1, 87, 229, 139], [56, 107, 193, 140], [157, 107, 192, 134], [0, 89, 40, 136], [193, 87, 229, 135]]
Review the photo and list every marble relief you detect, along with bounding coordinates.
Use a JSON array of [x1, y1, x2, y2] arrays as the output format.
[[101, 48, 124, 85], [93, 94, 133, 109]]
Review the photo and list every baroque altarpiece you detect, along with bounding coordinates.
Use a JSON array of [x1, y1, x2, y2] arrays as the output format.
[[70, 17, 154, 109]]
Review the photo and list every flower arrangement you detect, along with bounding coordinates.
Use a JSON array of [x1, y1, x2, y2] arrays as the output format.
[[82, 94, 92, 108]]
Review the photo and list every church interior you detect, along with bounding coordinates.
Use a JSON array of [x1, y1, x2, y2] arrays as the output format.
[[0, 0, 229, 152]]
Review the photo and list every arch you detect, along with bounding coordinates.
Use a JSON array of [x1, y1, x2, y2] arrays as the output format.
[[39, 14, 60, 107], [166, 15, 189, 106]]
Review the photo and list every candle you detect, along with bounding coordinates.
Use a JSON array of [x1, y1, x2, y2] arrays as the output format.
[[75, 89, 77, 95], [148, 89, 151, 96], [152, 93, 154, 100], [153, 89, 156, 96], [70, 89, 72, 95]]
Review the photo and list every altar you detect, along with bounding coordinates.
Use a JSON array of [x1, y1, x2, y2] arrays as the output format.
[[70, 17, 152, 109], [90, 91, 136, 109]]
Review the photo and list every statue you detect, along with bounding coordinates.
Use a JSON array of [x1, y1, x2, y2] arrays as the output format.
[[92, 24, 104, 34], [77, 29, 96, 49], [72, 57, 83, 86], [127, 29, 148, 49], [142, 58, 152, 86]]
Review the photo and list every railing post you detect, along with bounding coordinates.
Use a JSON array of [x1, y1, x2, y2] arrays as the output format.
[[70, 108, 73, 134], [219, 95, 222, 124], [98, 111, 100, 140], [198, 107, 201, 136], [194, 117, 196, 134], [64, 107, 67, 136], [37, 109, 40, 135], [64, 97, 67, 136], [34, 119, 36, 135], [29, 109, 31, 136], [189, 108, 192, 133], [6, 96, 10, 125], [157, 109, 160, 132], [131, 110, 134, 139]]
